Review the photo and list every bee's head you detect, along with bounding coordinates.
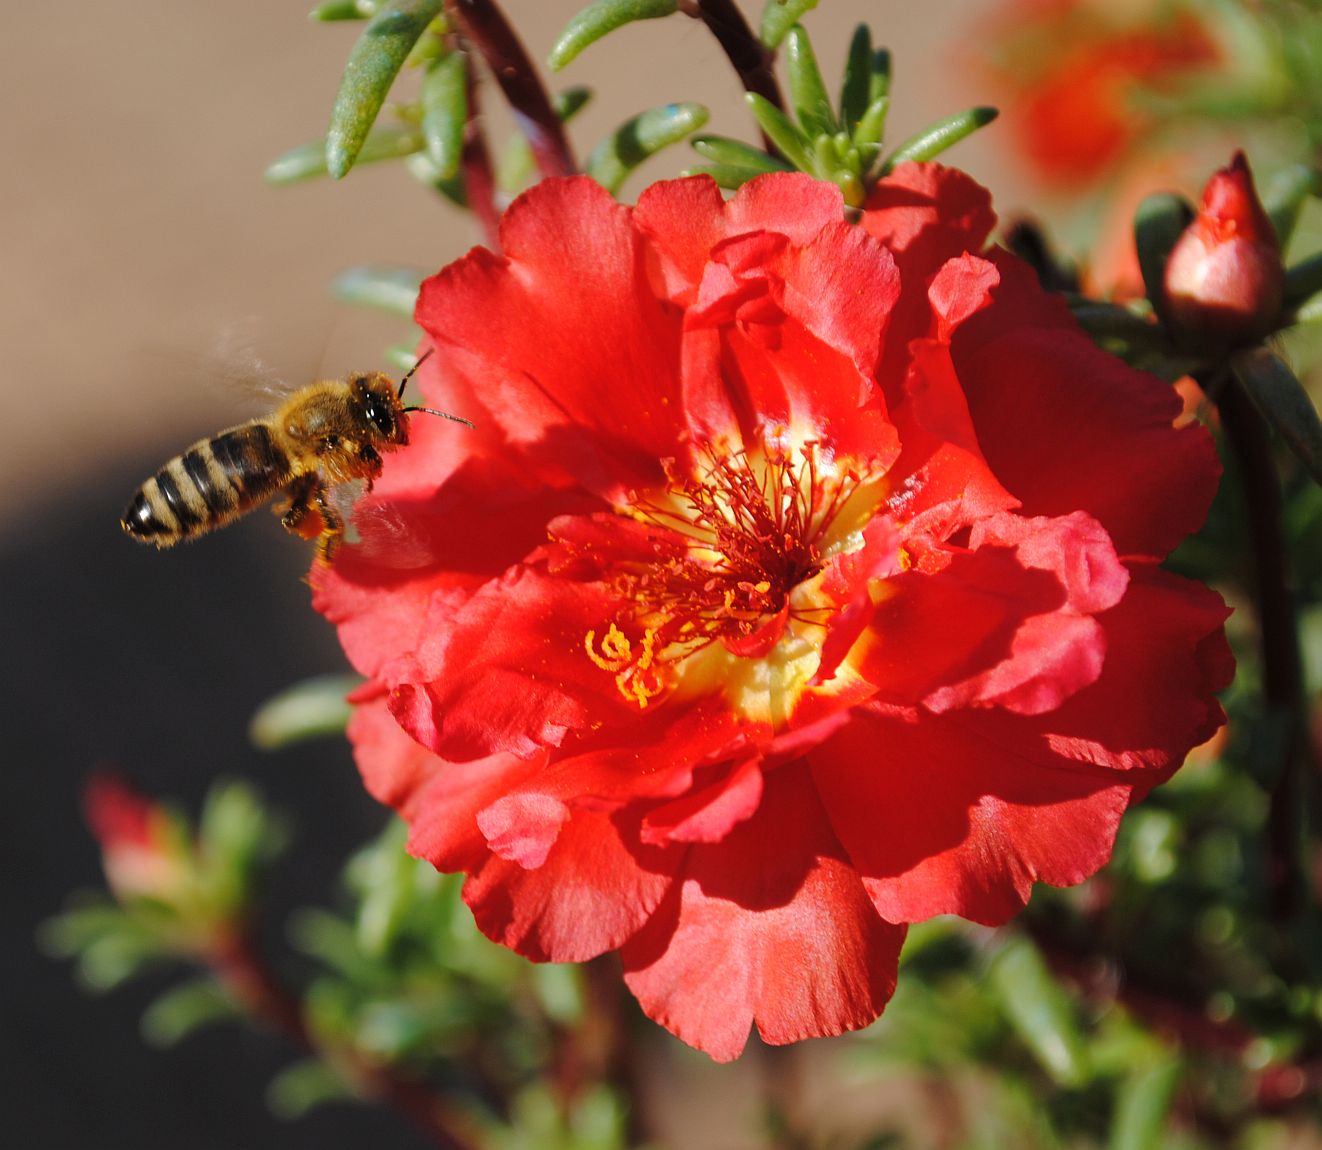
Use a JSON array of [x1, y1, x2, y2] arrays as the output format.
[[352, 373, 410, 447]]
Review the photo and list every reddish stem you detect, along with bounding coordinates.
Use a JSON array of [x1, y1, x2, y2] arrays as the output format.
[[211, 931, 484, 1150], [456, 41, 502, 248], [678, 0, 784, 152], [449, 0, 576, 180]]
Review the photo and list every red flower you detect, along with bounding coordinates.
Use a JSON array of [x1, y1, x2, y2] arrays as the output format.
[[314, 168, 1232, 1060], [978, 1, 1220, 188]]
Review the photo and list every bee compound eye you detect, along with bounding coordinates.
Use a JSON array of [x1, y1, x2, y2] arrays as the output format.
[[359, 391, 395, 437]]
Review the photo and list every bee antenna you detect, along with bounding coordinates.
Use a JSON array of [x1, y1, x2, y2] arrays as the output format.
[[396, 348, 435, 400], [403, 405, 475, 428]]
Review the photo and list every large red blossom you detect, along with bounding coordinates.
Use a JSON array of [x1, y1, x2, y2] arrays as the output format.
[[313, 166, 1232, 1060]]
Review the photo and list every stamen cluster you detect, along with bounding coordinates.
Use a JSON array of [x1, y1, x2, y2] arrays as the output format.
[[586, 442, 860, 706]]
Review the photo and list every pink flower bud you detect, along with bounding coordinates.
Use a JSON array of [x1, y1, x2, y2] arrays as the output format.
[[1164, 152, 1284, 352], [83, 772, 187, 903]]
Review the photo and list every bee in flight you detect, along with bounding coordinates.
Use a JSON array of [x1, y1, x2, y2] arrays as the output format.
[[121, 352, 471, 562]]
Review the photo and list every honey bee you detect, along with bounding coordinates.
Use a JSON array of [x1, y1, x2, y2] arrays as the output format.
[[121, 352, 471, 561]]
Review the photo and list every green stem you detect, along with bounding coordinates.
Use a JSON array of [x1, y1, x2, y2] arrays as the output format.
[[212, 932, 485, 1150], [1217, 377, 1305, 920]]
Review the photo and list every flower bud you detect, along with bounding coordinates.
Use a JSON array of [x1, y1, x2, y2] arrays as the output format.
[[83, 772, 188, 903], [1163, 151, 1284, 352]]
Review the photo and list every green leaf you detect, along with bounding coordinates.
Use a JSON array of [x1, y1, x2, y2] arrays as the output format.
[[353, 820, 418, 957], [78, 932, 161, 992], [37, 901, 126, 956], [310, 0, 380, 19], [266, 127, 424, 183], [497, 86, 593, 192], [384, 341, 424, 371], [142, 978, 238, 1047], [1232, 350, 1322, 487], [784, 25, 835, 139], [549, 0, 678, 70], [987, 934, 1091, 1088], [1263, 164, 1319, 250], [586, 102, 709, 194], [880, 106, 998, 173], [420, 50, 467, 179], [760, 0, 819, 50], [690, 135, 793, 174], [404, 152, 468, 206], [1285, 252, 1322, 310], [1107, 1054, 1182, 1150], [868, 47, 892, 106], [249, 673, 363, 748], [683, 163, 773, 190], [267, 1058, 353, 1119], [853, 96, 889, 158], [745, 92, 813, 172], [327, 0, 444, 179], [839, 24, 872, 133], [1133, 192, 1194, 324], [331, 265, 426, 317]]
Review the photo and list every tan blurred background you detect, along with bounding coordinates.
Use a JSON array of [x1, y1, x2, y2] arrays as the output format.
[[1, 0, 1012, 533]]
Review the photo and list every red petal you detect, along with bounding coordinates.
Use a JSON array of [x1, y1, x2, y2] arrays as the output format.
[[640, 756, 764, 845], [415, 177, 685, 500], [810, 709, 1134, 924], [463, 807, 673, 963], [861, 163, 997, 271], [622, 764, 903, 1061], [635, 173, 847, 307], [312, 459, 600, 684], [388, 566, 632, 760], [347, 691, 546, 869], [951, 252, 1221, 559], [1020, 565, 1233, 776], [850, 543, 1066, 706]]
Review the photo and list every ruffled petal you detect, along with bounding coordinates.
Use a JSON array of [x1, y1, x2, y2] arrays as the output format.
[[810, 709, 1134, 924], [387, 566, 632, 760], [463, 807, 674, 963], [951, 252, 1221, 559], [415, 177, 686, 499], [622, 763, 903, 1061], [861, 162, 997, 273], [313, 458, 601, 684]]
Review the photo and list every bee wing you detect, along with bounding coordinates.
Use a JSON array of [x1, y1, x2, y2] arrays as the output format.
[[135, 323, 299, 417], [332, 484, 439, 570], [207, 321, 299, 406]]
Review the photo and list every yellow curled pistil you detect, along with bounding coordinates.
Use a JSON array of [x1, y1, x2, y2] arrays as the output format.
[[585, 624, 667, 709]]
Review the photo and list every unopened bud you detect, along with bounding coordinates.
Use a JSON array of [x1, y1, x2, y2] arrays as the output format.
[[83, 772, 187, 903], [1163, 152, 1284, 352]]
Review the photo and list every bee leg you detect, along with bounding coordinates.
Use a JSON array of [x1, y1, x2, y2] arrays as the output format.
[[278, 474, 326, 542], [360, 444, 384, 493], [314, 488, 345, 564]]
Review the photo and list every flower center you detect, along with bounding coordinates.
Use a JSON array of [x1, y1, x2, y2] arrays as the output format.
[[585, 440, 873, 710]]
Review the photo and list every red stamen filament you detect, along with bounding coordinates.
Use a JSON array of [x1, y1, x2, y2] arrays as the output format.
[[589, 443, 860, 706]]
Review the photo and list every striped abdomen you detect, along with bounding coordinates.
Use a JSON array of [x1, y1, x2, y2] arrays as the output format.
[[122, 422, 292, 547]]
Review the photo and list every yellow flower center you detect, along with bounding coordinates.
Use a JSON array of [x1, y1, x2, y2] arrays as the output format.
[[584, 437, 885, 720]]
